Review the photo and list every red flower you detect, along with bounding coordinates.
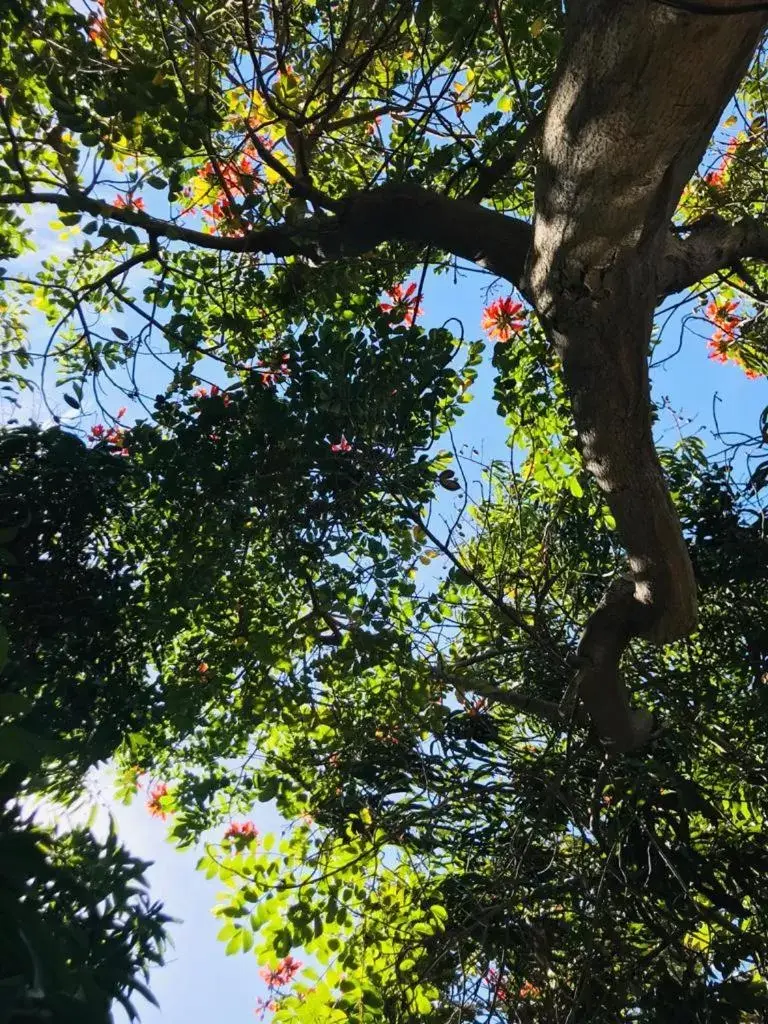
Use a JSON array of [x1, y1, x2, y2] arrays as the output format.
[[88, 15, 106, 42], [258, 354, 290, 386], [259, 955, 302, 988], [224, 820, 258, 841], [703, 136, 739, 188], [87, 4, 107, 44], [197, 661, 209, 673], [482, 296, 526, 342], [379, 282, 423, 327], [113, 194, 145, 211], [706, 334, 731, 364], [484, 967, 509, 1002], [705, 299, 740, 336], [199, 152, 262, 235], [705, 299, 743, 367], [330, 434, 352, 453], [92, 423, 130, 456], [146, 783, 170, 820]]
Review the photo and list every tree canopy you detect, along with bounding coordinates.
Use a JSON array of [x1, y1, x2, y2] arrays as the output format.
[[2, 0, 768, 1021]]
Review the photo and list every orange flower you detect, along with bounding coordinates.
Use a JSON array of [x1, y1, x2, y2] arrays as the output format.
[[224, 820, 258, 841], [379, 282, 423, 327], [113, 194, 145, 211], [705, 299, 743, 368], [703, 136, 739, 188], [146, 783, 170, 820], [481, 296, 526, 342], [88, 4, 107, 44], [519, 981, 541, 999], [705, 299, 740, 336]]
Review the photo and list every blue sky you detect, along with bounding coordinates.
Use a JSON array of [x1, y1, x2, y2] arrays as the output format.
[[5, 178, 767, 1024]]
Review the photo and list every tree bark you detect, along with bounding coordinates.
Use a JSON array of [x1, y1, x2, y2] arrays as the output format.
[[527, 0, 767, 750]]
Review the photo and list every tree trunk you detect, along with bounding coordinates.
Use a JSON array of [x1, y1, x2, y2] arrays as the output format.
[[527, 0, 767, 750]]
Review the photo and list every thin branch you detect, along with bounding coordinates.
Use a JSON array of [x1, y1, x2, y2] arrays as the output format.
[[439, 671, 589, 730]]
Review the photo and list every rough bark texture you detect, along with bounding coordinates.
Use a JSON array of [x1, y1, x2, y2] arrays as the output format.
[[527, 0, 767, 750], [660, 214, 768, 295]]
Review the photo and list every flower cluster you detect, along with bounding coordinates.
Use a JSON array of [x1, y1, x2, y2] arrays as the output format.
[[89, 407, 130, 456], [703, 136, 739, 188], [146, 782, 170, 820], [481, 296, 526, 342], [113, 194, 146, 211], [258, 353, 290, 386], [485, 967, 509, 1003], [184, 145, 266, 235], [87, 1, 107, 44], [224, 820, 258, 842], [703, 299, 759, 378], [379, 282, 423, 327], [519, 980, 542, 1000], [484, 968, 541, 1005], [194, 384, 232, 405], [259, 955, 302, 988]]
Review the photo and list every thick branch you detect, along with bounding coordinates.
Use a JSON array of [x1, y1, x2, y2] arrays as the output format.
[[659, 215, 768, 295], [0, 184, 532, 287]]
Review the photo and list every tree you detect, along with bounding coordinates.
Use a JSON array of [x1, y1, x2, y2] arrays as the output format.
[[2, 0, 768, 1020], [0, 428, 169, 1023]]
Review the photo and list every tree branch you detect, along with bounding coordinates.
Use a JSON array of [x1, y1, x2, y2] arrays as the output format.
[[659, 215, 768, 296], [438, 672, 589, 730], [464, 114, 543, 203], [0, 185, 532, 287]]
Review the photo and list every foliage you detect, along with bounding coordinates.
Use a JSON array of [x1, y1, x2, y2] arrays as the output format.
[[0, 799, 168, 1024], [1, 1, 768, 1022], [0, 427, 169, 1022]]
